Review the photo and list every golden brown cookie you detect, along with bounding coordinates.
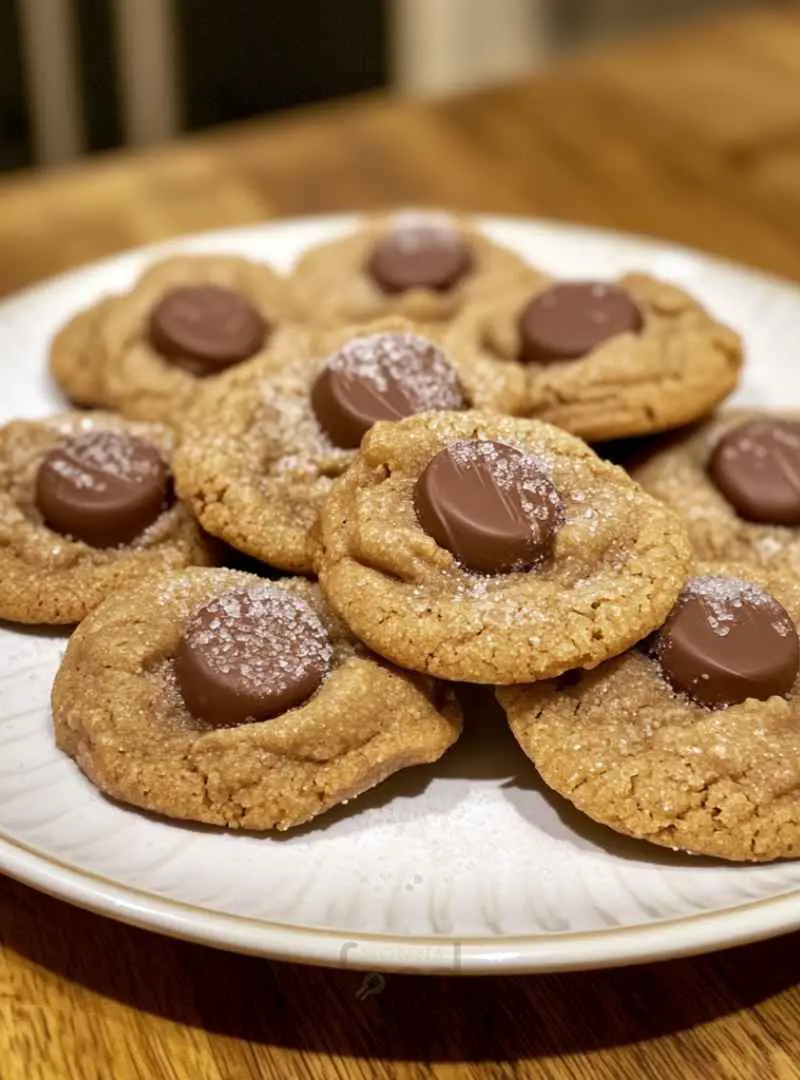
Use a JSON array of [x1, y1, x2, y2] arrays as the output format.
[[499, 563, 800, 862], [50, 296, 119, 408], [634, 409, 800, 575], [315, 409, 691, 684], [290, 210, 541, 328], [52, 568, 462, 830], [50, 254, 304, 423], [0, 412, 212, 624], [445, 273, 742, 439], [173, 318, 504, 574]]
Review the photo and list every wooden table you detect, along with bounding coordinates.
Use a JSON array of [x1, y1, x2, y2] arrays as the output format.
[[2, 8, 800, 1078]]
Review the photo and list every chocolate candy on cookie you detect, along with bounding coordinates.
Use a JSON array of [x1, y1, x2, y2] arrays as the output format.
[[652, 575, 799, 708], [707, 418, 800, 526], [518, 282, 644, 365], [635, 410, 800, 573], [499, 563, 800, 862], [315, 409, 691, 683], [173, 318, 483, 574], [413, 440, 563, 574], [174, 586, 332, 726], [289, 210, 541, 328], [50, 254, 302, 424], [366, 214, 475, 295], [149, 283, 267, 375], [310, 330, 466, 449], [446, 273, 741, 439], [0, 413, 211, 624], [36, 430, 172, 548], [52, 568, 462, 830]]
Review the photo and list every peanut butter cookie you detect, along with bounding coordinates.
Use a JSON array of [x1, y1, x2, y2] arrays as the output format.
[[50, 254, 303, 423], [52, 568, 462, 830], [499, 564, 800, 862], [290, 210, 541, 328], [50, 296, 119, 408], [315, 410, 691, 683], [445, 274, 742, 438], [634, 410, 800, 574], [0, 411, 212, 624], [174, 318, 496, 575]]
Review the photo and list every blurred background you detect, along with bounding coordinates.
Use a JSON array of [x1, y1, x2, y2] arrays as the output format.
[[1, 0, 778, 172]]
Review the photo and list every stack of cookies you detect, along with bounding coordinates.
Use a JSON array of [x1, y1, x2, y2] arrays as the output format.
[[7, 209, 799, 863]]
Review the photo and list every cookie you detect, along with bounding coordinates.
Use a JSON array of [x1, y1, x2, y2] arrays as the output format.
[[634, 409, 800, 574], [50, 296, 119, 408], [0, 412, 212, 624], [173, 318, 494, 575], [52, 568, 462, 830], [315, 409, 691, 683], [50, 254, 303, 423], [445, 273, 742, 439], [290, 210, 540, 328], [499, 564, 800, 862]]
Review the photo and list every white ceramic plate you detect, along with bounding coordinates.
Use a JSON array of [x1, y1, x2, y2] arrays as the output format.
[[2, 214, 800, 975]]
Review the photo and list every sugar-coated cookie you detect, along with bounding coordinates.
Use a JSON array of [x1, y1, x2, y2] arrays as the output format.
[[53, 568, 462, 830], [315, 409, 691, 683], [634, 410, 800, 574], [500, 564, 800, 862], [445, 274, 741, 438], [50, 254, 304, 423], [0, 411, 212, 624], [290, 210, 541, 328], [173, 317, 507, 574]]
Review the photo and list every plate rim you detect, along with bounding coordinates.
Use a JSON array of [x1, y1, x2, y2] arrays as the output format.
[[3, 209, 799, 310], [2, 211, 799, 974], [4, 828, 800, 973]]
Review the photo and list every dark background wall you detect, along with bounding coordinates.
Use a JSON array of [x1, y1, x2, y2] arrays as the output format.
[[177, 2, 386, 131], [0, 0, 758, 172], [0, 1, 27, 169], [0, 0, 388, 170]]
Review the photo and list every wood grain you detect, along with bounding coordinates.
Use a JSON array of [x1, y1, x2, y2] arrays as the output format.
[[2, 7, 800, 1079]]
